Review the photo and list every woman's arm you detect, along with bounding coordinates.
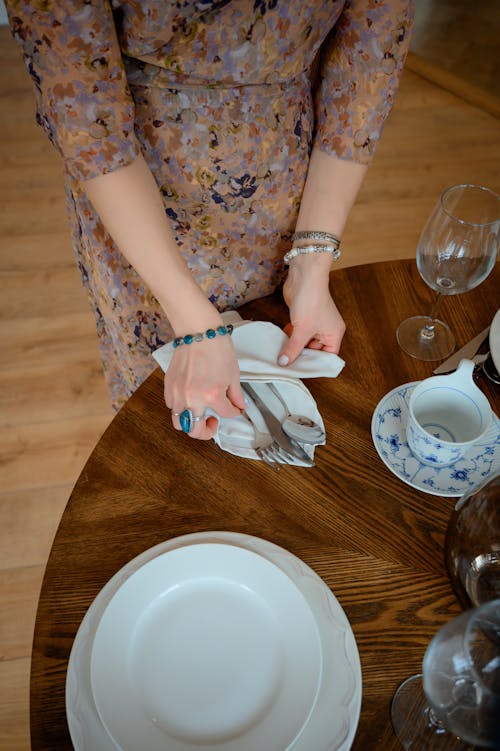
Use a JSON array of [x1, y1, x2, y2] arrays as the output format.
[[84, 155, 246, 438], [279, 0, 414, 366], [83, 154, 217, 332], [6, 1, 245, 437], [278, 148, 367, 365], [295, 147, 368, 240]]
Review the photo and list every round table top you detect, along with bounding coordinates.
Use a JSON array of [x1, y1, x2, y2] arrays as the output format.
[[30, 259, 500, 751]]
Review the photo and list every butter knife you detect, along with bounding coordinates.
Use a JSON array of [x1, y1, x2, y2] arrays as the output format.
[[433, 326, 490, 375], [241, 382, 314, 466]]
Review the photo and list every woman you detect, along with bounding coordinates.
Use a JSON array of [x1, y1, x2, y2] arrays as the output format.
[[6, 0, 413, 439]]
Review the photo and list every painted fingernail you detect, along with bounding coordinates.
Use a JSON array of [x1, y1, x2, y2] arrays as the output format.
[[278, 354, 289, 366]]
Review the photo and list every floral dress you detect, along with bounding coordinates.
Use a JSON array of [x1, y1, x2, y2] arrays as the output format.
[[7, 0, 414, 408]]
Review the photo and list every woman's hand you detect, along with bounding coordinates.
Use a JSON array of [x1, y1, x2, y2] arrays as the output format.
[[278, 253, 346, 366], [277, 147, 367, 366], [164, 335, 247, 440]]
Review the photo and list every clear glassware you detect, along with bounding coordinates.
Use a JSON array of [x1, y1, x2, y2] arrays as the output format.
[[391, 599, 500, 750], [397, 184, 500, 361], [445, 473, 500, 609]]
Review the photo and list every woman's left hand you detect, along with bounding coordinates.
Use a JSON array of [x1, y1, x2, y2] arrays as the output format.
[[278, 254, 346, 366]]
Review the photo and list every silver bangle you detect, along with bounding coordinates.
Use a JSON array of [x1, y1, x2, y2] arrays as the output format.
[[292, 230, 341, 247], [283, 244, 341, 265]]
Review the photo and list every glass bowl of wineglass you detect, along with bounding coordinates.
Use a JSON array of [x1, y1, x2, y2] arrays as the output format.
[[397, 184, 500, 361], [391, 599, 500, 750], [445, 472, 500, 610]]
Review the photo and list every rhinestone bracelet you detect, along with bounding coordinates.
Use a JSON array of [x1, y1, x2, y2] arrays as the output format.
[[283, 244, 341, 265], [172, 323, 234, 349], [292, 230, 341, 247]]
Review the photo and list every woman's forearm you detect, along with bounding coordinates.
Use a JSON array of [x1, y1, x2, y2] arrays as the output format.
[[296, 146, 368, 238], [82, 154, 222, 333], [278, 148, 367, 361], [285, 147, 368, 281]]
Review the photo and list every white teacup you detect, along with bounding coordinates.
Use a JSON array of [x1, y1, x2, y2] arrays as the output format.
[[406, 359, 492, 467]]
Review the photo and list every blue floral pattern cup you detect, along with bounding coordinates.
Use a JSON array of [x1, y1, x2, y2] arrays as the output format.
[[406, 359, 493, 467]]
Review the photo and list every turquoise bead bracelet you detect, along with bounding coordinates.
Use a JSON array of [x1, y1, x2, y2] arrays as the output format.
[[172, 323, 234, 349]]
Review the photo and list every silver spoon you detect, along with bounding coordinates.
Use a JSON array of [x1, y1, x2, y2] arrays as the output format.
[[267, 383, 326, 445]]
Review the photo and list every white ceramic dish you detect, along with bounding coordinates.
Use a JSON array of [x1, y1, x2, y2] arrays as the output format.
[[489, 308, 500, 373], [66, 532, 362, 751], [91, 544, 322, 751], [371, 382, 500, 497]]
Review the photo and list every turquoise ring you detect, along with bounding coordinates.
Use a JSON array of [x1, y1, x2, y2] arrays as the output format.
[[175, 408, 202, 434]]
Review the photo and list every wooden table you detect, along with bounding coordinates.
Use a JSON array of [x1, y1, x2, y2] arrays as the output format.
[[30, 260, 499, 751]]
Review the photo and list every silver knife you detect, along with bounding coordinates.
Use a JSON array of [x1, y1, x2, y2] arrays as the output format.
[[433, 326, 490, 374], [241, 382, 314, 466]]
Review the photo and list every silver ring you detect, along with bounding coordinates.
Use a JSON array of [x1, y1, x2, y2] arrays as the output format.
[[173, 408, 203, 434]]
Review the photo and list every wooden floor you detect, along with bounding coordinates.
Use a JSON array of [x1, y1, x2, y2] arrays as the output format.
[[1, 7, 500, 749], [411, 0, 500, 100]]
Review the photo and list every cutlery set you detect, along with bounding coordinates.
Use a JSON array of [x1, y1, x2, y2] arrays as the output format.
[[241, 382, 318, 467]]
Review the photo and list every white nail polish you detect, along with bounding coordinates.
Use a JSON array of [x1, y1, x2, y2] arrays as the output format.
[[278, 354, 289, 366]]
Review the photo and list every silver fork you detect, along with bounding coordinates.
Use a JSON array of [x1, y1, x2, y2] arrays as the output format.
[[241, 383, 315, 467], [241, 412, 284, 468]]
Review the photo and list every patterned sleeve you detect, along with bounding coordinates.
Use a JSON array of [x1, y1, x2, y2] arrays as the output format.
[[314, 0, 414, 164], [5, 0, 140, 181]]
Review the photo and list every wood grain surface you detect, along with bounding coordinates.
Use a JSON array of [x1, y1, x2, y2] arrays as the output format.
[[30, 259, 499, 751]]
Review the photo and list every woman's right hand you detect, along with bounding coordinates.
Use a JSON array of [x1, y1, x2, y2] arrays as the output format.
[[163, 333, 247, 440]]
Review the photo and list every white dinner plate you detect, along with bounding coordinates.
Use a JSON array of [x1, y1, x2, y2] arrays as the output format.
[[91, 544, 322, 751], [66, 532, 362, 751], [490, 308, 500, 373]]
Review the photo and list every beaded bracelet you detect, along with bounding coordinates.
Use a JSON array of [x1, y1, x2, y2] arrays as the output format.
[[283, 244, 341, 265], [172, 323, 234, 349], [292, 230, 341, 247]]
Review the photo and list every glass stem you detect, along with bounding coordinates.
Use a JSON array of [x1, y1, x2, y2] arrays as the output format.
[[420, 293, 444, 341], [424, 706, 448, 736]]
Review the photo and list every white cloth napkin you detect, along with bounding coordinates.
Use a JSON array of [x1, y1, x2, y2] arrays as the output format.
[[152, 312, 345, 464]]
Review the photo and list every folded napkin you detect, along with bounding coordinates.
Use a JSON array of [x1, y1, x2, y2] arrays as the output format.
[[152, 312, 345, 464]]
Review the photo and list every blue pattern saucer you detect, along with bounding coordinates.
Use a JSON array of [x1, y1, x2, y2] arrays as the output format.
[[371, 382, 500, 497]]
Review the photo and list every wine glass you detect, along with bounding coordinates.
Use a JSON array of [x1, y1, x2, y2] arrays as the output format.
[[397, 184, 500, 361], [391, 599, 500, 750], [445, 472, 500, 610]]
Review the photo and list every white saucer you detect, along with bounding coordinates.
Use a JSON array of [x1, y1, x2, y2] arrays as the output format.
[[66, 532, 362, 751], [371, 382, 500, 497]]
